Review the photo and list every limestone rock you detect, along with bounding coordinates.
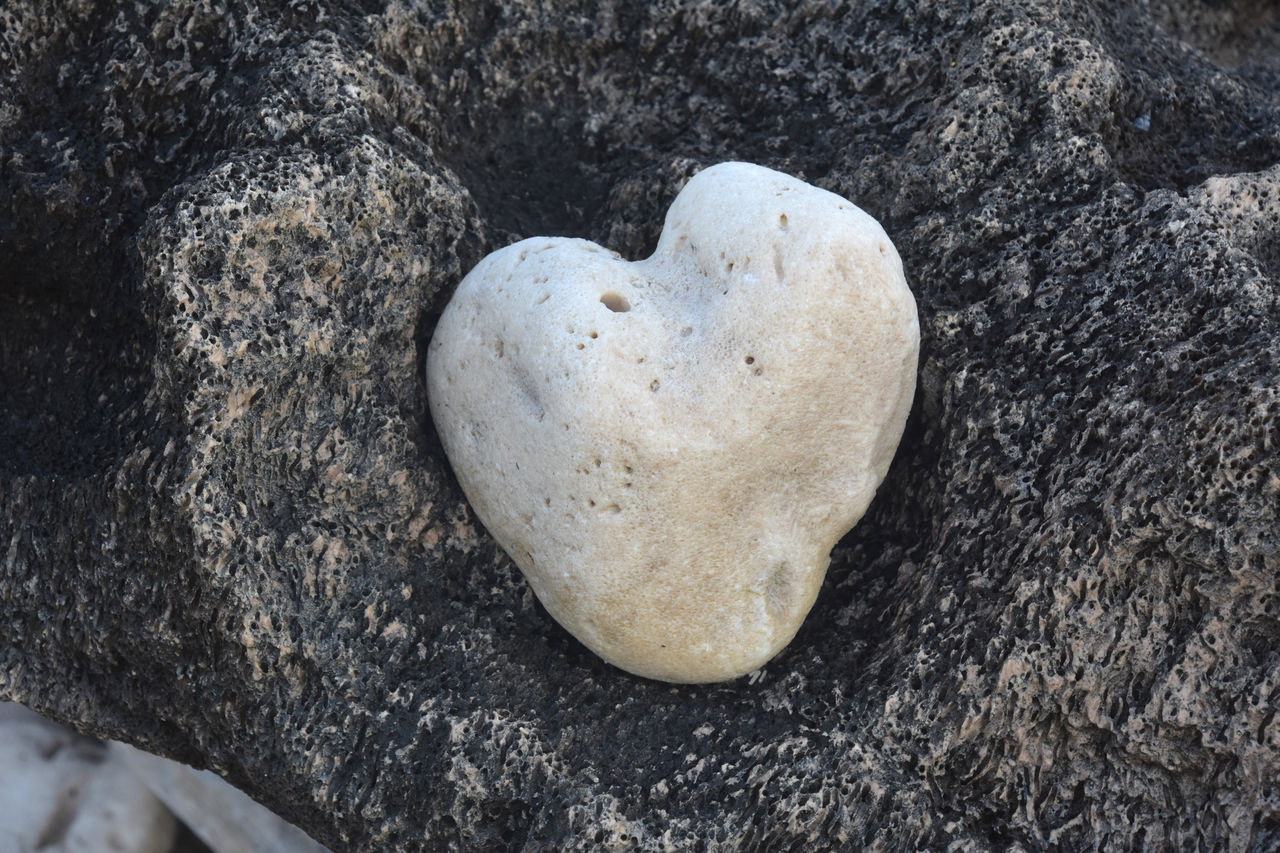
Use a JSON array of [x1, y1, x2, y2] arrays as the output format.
[[428, 162, 918, 682]]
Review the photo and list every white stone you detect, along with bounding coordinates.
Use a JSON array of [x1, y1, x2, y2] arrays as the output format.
[[0, 703, 176, 853], [428, 162, 918, 683], [115, 743, 331, 853]]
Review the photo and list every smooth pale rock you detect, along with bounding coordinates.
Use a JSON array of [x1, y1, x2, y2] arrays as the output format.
[[115, 743, 332, 853], [0, 703, 177, 853], [427, 162, 918, 683]]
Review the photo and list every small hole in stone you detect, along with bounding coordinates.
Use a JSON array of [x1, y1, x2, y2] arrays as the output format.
[[576, 343, 585, 349], [544, 497, 551, 506], [600, 292, 630, 312], [650, 380, 660, 392], [680, 326, 692, 337], [745, 356, 755, 365], [778, 214, 788, 230], [589, 331, 598, 339], [588, 499, 596, 507]]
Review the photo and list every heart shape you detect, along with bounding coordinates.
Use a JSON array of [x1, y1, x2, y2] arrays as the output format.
[[428, 162, 918, 682]]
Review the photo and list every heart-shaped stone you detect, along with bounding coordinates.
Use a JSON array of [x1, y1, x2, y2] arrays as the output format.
[[428, 162, 918, 682]]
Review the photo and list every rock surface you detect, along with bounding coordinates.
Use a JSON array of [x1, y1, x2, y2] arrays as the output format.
[[116, 740, 331, 853], [428, 162, 918, 683], [1, 0, 1277, 850], [0, 703, 176, 853]]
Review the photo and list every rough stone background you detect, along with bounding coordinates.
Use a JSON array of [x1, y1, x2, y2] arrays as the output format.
[[1, 0, 1277, 849]]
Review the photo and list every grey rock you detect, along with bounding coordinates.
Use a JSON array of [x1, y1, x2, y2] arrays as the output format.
[[0, 703, 176, 853], [1, 0, 1277, 850], [116, 741, 331, 853]]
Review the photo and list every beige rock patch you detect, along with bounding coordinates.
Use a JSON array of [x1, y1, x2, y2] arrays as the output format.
[[427, 162, 919, 683]]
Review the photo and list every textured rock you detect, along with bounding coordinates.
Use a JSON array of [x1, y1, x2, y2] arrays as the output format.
[[428, 162, 918, 683], [0, 0, 1277, 850]]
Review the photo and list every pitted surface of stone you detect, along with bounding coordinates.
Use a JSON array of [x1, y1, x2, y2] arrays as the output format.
[[1, 0, 1278, 850], [429, 162, 918, 682]]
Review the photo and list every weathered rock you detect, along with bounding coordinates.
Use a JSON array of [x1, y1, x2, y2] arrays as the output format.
[[428, 162, 918, 683], [1, 0, 1277, 850]]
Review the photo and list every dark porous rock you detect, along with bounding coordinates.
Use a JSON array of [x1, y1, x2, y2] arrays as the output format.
[[2, 0, 1278, 849]]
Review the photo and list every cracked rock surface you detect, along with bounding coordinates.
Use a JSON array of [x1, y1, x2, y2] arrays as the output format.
[[1, 0, 1277, 849]]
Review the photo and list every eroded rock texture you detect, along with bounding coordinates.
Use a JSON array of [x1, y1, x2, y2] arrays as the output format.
[[1, 1, 1277, 849]]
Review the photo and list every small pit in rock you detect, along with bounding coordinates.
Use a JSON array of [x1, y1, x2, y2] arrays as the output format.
[[600, 292, 630, 312]]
